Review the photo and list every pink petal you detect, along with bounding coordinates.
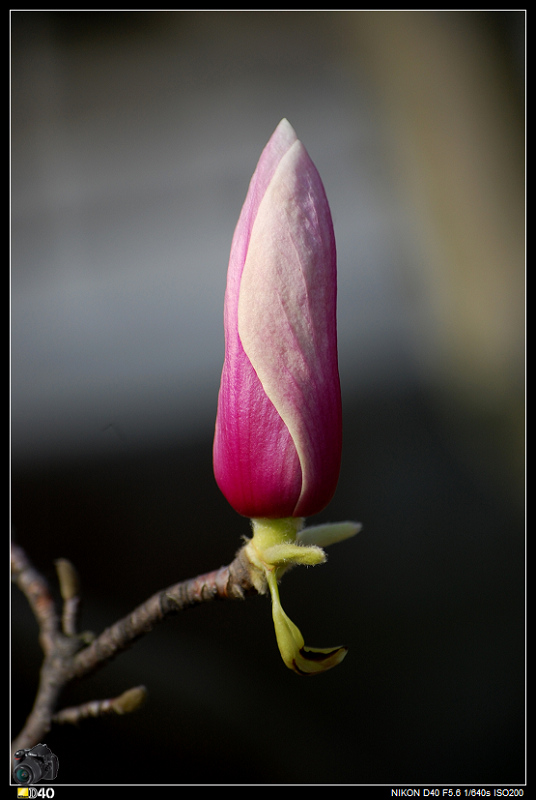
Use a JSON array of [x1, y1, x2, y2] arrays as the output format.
[[213, 120, 341, 518]]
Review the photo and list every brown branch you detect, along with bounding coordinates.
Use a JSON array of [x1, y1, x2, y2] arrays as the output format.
[[70, 549, 256, 681], [11, 542, 60, 653], [11, 540, 257, 757]]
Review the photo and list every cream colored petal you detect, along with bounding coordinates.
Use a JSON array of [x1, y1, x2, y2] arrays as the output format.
[[238, 139, 340, 517]]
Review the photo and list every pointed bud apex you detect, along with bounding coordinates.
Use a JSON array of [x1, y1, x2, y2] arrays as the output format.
[[55, 558, 80, 601], [111, 686, 147, 715]]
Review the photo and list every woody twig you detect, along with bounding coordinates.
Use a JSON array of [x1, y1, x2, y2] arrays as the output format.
[[11, 540, 257, 756]]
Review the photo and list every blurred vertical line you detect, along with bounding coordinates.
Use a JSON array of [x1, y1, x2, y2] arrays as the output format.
[[335, 10, 525, 500]]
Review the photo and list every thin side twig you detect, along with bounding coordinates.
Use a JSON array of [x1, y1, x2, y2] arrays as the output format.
[[52, 686, 147, 725], [55, 558, 82, 637], [11, 542, 59, 654], [11, 540, 257, 757]]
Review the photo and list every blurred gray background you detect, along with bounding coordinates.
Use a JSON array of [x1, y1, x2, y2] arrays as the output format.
[[11, 11, 525, 785]]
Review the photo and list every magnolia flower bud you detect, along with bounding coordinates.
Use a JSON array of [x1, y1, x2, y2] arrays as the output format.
[[213, 118, 341, 519], [213, 120, 359, 675]]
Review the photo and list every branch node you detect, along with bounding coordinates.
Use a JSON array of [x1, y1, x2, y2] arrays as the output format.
[[12, 540, 260, 754]]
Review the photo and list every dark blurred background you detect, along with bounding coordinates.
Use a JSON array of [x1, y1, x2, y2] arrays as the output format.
[[11, 11, 525, 785]]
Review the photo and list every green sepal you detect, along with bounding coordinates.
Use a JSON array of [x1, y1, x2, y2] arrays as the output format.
[[243, 516, 358, 676], [267, 571, 347, 675]]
